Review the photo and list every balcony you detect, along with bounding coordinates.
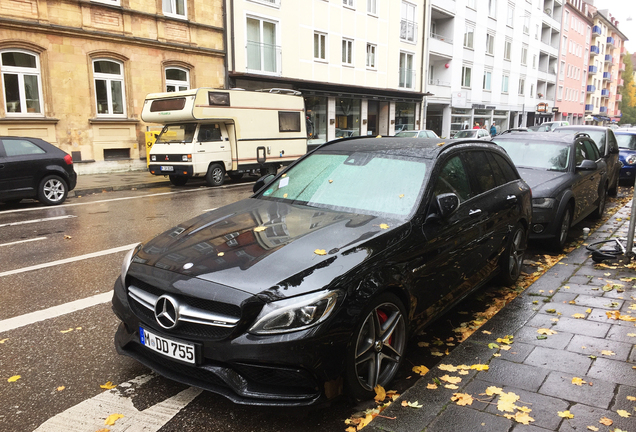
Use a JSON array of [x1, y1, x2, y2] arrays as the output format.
[[588, 65, 598, 74], [587, 85, 596, 93], [399, 68, 417, 89], [607, 36, 615, 47], [400, 19, 418, 43], [621, 46, 627, 56], [600, 106, 608, 113], [592, 25, 602, 36], [619, 62, 626, 71], [603, 72, 611, 81], [246, 41, 282, 75], [605, 54, 613, 63], [618, 78, 625, 87], [585, 104, 594, 112], [616, 94, 623, 102], [601, 89, 610, 98], [590, 45, 600, 56], [428, 31, 454, 58]]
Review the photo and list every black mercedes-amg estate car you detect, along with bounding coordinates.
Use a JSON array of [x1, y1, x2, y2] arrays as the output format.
[[112, 136, 532, 406]]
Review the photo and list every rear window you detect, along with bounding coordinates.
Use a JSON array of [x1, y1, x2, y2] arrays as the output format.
[[2, 139, 46, 156], [279, 111, 301, 132]]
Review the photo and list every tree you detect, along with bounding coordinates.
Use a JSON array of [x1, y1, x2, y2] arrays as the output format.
[[619, 52, 636, 125]]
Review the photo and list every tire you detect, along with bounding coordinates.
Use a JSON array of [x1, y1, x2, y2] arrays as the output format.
[[205, 163, 225, 187], [608, 172, 619, 197], [345, 293, 407, 401], [592, 186, 607, 219], [37, 175, 68, 205], [260, 165, 278, 177], [228, 172, 244, 181], [549, 206, 571, 252], [169, 175, 188, 186], [497, 223, 527, 286]]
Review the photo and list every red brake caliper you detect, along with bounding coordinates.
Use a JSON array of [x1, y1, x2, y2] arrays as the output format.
[[376, 309, 392, 346]]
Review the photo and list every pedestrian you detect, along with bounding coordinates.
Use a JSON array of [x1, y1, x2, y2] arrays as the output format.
[[473, 122, 480, 129], [490, 122, 497, 137]]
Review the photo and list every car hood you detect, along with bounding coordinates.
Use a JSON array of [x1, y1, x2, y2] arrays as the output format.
[[133, 198, 404, 297], [516, 167, 569, 197]]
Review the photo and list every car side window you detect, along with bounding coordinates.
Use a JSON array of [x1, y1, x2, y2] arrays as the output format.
[[465, 151, 496, 194], [575, 141, 595, 165], [597, 132, 607, 155], [198, 124, 222, 142], [582, 140, 600, 161], [433, 155, 472, 202], [607, 130, 618, 153], [492, 153, 518, 183], [485, 152, 507, 186], [2, 139, 46, 156]]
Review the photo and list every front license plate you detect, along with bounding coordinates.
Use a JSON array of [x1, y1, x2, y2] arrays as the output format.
[[160, 165, 174, 171], [140, 327, 195, 364]]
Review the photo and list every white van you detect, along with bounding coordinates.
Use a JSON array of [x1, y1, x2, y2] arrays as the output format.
[[142, 88, 307, 186]]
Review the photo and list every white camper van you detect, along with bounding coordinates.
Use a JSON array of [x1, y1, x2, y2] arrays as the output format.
[[142, 88, 307, 186]]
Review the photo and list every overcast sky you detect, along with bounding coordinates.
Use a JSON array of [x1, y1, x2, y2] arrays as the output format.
[[592, 0, 636, 53]]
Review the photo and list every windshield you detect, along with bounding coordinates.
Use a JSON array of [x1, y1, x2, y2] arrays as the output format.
[[156, 124, 197, 144], [554, 129, 605, 151], [257, 152, 428, 218], [454, 130, 476, 138], [616, 134, 636, 150], [494, 140, 570, 172], [395, 131, 418, 137]]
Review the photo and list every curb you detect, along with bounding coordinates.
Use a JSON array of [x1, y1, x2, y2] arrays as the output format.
[[69, 180, 172, 197]]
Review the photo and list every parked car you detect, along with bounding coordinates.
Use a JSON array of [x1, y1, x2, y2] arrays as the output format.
[[553, 125, 621, 196], [615, 130, 636, 184], [528, 121, 570, 132], [453, 129, 491, 139], [492, 132, 607, 251], [394, 129, 440, 138], [112, 136, 532, 406], [0, 136, 77, 205]]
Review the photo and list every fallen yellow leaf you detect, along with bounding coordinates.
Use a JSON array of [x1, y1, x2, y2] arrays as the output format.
[[379, 223, 389, 230], [253, 226, 266, 232], [57, 386, 65, 391], [412, 365, 429, 376], [104, 414, 124, 426], [314, 249, 327, 256], [374, 385, 386, 402], [599, 417, 613, 426], [586, 308, 592, 313], [600, 350, 615, 356], [504, 411, 535, 425], [60, 328, 74, 333], [497, 392, 520, 412], [482, 330, 492, 335], [558, 410, 574, 419], [571, 377, 586, 386], [587, 426, 599, 431], [572, 313, 586, 319], [444, 384, 459, 389], [440, 374, 462, 384], [438, 364, 458, 372], [427, 383, 438, 389], [470, 364, 489, 371], [451, 393, 473, 406], [617, 409, 631, 418], [485, 386, 503, 396], [0, 338, 8, 344], [217, 252, 224, 257], [100, 381, 117, 390], [7, 375, 21, 383], [626, 396, 636, 401], [537, 328, 557, 335]]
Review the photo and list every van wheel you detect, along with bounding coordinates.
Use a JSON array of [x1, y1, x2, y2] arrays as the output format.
[[228, 172, 244, 181], [206, 163, 225, 187], [169, 175, 188, 186]]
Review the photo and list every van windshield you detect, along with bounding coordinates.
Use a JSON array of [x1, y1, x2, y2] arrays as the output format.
[[156, 124, 197, 144]]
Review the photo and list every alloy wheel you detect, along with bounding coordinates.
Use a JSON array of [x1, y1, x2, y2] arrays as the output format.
[[507, 228, 526, 280], [43, 178, 65, 202]]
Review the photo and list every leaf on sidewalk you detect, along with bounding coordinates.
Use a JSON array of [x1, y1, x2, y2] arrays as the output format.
[[617, 409, 631, 418], [374, 385, 386, 402], [600, 350, 615, 356], [558, 410, 574, 419], [599, 417, 613, 426], [571, 377, 586, 386], [100, 381, 117, 390], [401, 400, 423, 408], [451, 393, 473, 406], [440, 375, 462, 384], [537, 328, 557, 335], [104, 414, 124, 426], [470, 364, 489, 371], [7, 375, 21, 383], [412, 365, 429, 376], [572, 313, 586, 319]]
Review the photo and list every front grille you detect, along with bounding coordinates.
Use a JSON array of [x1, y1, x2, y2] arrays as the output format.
[[152, 154, 184, 163], [233, 362, 318, 391]]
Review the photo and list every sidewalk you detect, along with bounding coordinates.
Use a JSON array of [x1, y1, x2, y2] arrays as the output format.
[[69, 170, 172, 197], [368, 204, 636, 432]]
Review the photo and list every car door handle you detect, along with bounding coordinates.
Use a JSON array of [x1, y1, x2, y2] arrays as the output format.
[[506, 195, 517, 204], [469, 209, 482, 217]]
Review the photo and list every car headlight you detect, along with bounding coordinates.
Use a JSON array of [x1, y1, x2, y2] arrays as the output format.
[[249, 290, 339, 335], [532, 198, 556, 209], [150, 155, 156, 161], [626, 155, 636, 165], [121, 243, 142, 287]]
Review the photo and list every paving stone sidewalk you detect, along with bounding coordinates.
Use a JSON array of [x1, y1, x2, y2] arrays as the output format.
[[368, 204, 636, 432]]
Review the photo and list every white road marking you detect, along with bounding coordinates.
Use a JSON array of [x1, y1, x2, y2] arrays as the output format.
[[0, 237, 47, 247], [0, 291, 112, 333], [0, 243, 138, 278], [0, 182, 251, 215], [34, 374, 202, 432], [0, 215, 76, 228]]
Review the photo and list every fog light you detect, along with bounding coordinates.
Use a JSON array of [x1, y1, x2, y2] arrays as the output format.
[[533, 224, 544, 233]]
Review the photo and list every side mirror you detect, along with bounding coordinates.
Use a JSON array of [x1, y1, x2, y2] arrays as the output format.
[[576, 159, 597, 170], [253, 174, 276, 193], [609, 146, 619, 155], [436, 193, 460, 218]]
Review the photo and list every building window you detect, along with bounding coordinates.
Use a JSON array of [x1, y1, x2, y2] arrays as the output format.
[[461, 66, 472, 88], [93, 59, 126, 116], [342, 39, 353, 65], [305, 96, 327, 145], [564, 10, 570, 27], [488, 0, 497, 18], [366, 44, 376, 68], [518, 77, 525, 95], [558, 85, 563, 100], [521, 45, 528, 65], [464, 24, 475, 49], [559, 60, 565, 80], [530, 84, 534, 97], [162, 0, 186, 19], [165, 67, 189, 92], [399, 52, 414, 89], [246, 17, 279, 74], [367, 0, 377, 14], [314, 32, 327, 61], [486, 33, 495, 55], [483, 70, 492, 91], [343, 0, 354, 7], [467, 0, 475, 9], [504, 39, 511, 60], [507, 3, 514, 26], [0, 50, 43, 116], [502, 74, 509, 93], [533, 54, 537, 68], [400, 2, 417, 43], [523, 13, 530, 34], [336, 98, 360, 137]]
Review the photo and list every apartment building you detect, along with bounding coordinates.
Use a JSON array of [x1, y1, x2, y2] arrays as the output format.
[[426, 0, 559, 138], [0, 0, 225, 173], [584, 6, 627, 125], [554, 0, 593, 125]]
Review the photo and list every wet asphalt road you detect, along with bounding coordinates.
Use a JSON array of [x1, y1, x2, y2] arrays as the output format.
[[0, 180, 629, 432]]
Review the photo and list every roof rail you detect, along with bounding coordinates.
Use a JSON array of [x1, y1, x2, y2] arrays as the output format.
[[255, 88, 302, 96]]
